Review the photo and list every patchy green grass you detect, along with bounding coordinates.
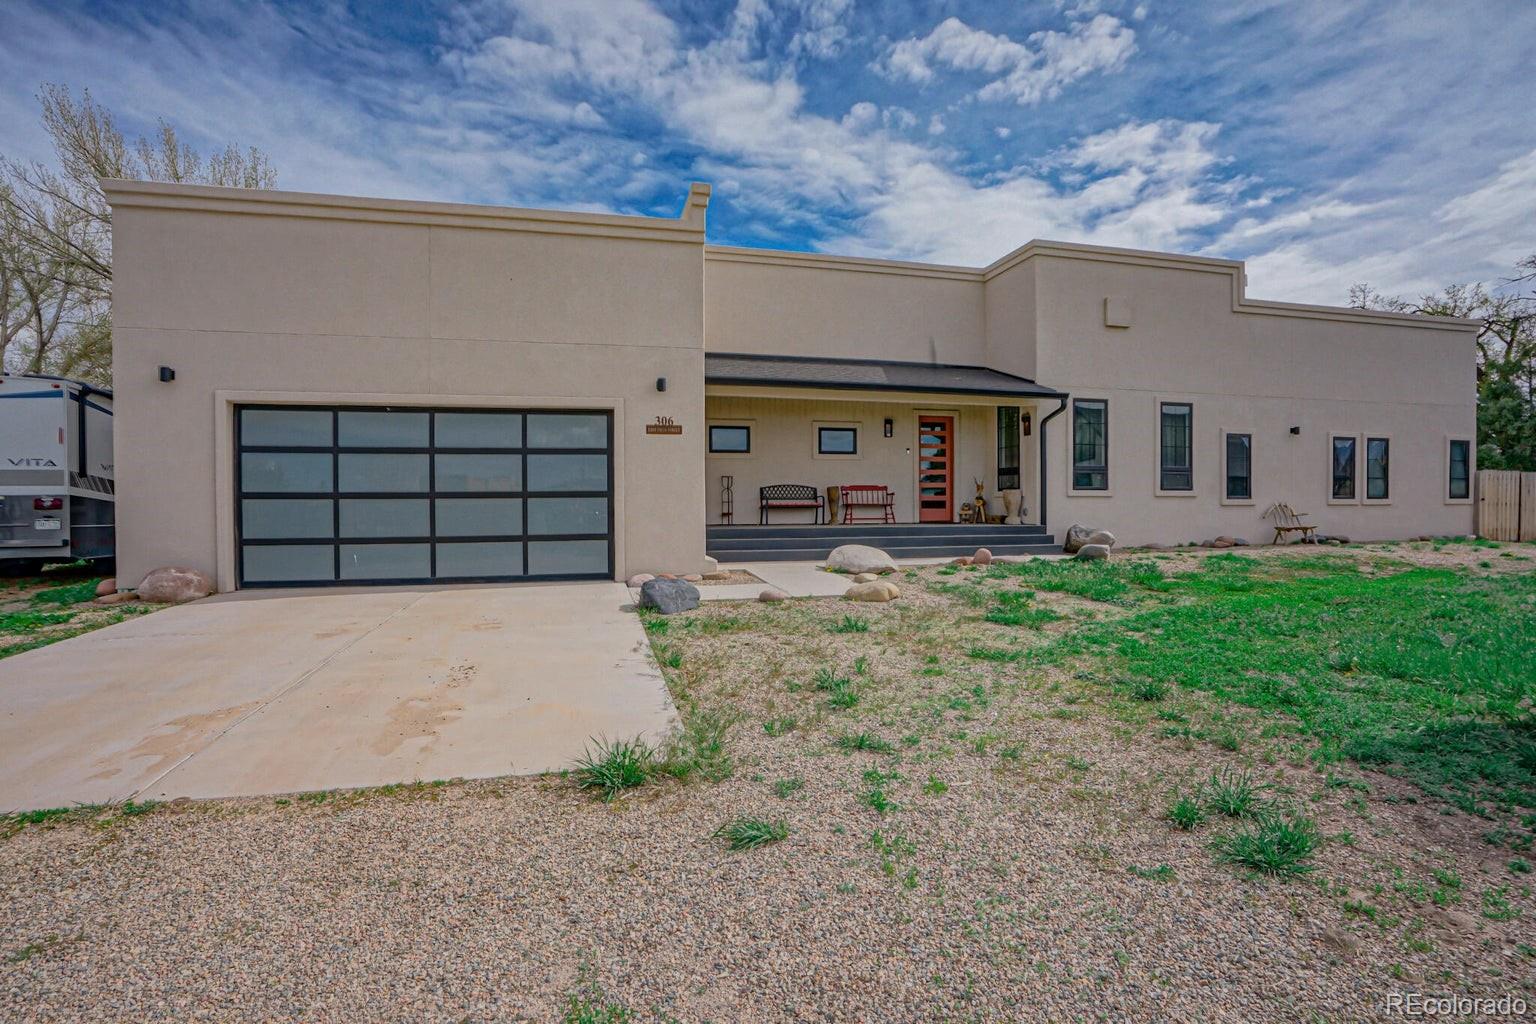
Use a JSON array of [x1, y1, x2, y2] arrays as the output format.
[[830, 614, 870, 634], [1213, 810, 1321, 877], [713, 816, 788, 851], [1033, 555, 1536, 824], [572, 737, 656, 801]]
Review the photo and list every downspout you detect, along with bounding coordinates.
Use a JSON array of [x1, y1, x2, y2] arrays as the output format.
[[1036, 395, 1068, 535]]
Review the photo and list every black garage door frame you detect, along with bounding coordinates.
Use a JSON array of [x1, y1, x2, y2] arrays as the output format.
[[235, 404, 614, 588]]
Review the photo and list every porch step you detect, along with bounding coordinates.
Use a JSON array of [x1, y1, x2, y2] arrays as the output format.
[[706, 522, 1061, 562], [708, 523, 1050, 541], [709, 541, 1063, 563]]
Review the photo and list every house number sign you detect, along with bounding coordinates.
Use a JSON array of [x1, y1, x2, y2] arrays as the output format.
[[645, 415, 683, 435]]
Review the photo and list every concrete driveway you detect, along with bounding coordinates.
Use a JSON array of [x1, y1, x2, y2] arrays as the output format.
[[0, 582, 676, 812]]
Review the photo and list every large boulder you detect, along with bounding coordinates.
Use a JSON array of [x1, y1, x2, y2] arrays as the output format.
[[1086, 530, 1116, 549], [95, 578, 117, 597], [845, 580, 900, 602], [973, 548, 993, 565], [1074, 543, 1111, 562], [826, 544, 897, 575], [758, 588, 789, 602], [1063, 524, 1100, 554], [136, 567, 213, 604], [639, 577, 700, 614]]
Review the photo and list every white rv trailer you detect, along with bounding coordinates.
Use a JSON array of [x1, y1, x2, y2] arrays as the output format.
[[0, 374, 114, 574]]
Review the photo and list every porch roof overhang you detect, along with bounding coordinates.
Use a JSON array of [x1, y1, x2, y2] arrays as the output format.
[[704, 353, 1066, 399]]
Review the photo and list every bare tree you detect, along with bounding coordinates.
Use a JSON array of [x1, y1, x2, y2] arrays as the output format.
[[0, 85, 277, 385]]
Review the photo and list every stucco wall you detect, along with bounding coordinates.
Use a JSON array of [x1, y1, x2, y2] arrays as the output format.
[[704, 249, 986, 364], [1029, 253, 1478, 544], [108, 181, 709, 587]]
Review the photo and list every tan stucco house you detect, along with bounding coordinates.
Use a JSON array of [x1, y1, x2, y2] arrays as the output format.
[[105, 179, 1479, 590]]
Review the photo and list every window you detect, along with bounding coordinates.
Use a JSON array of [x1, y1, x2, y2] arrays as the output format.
[[1159, 402, 1193, 491], [1366, 437, 1390, 500], [1331, 436, 1357, 500], [708, 425, 750, 454], [1448, 439, 1471, 500], [817, 426, 857, 455], [996, 407, 1020, 491], [1072, 399, 1108, 491], [1225, 433, 1252, 501]]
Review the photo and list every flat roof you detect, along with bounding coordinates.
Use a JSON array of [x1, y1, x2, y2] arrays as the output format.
[[704, 353, 1066, 398]]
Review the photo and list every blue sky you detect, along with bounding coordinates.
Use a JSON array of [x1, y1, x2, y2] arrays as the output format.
[[2, 0, 1533, 304]]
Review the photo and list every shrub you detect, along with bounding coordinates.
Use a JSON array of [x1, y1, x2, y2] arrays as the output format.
[[1213, 811, 1320, 876], [831, 615, 870, 634], [836, 731, 893, 753], [573, 737, 655, 801], [661, 709, 733, 782], [714, 817, 789, 851], [762, 717, 797, 737], [1126, 677, 1170, 702]]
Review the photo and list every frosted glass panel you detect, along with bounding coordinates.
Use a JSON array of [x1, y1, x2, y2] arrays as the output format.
[[339, 544, 430, 579], [340, 499, 429, 538], [435, 542, 523, 577], [241, 453, 332, 492], [435, 498, 521, 536], [527, 414, 606, 448], [338, 454, 429, 492], [436, 412, 521, 448], [242, 499, 333, 539], [338, 411, 428, 447], [242, 544, 334, 582], [527, 540, 608, 575], [240, 409, 332, 447], [527, 497, 607, 535]]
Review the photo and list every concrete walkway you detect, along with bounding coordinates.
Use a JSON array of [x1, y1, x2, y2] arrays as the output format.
[[0, 582, 676, 812]]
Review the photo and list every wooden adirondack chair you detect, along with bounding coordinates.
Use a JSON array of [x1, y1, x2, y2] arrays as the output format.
[[1263, 502, 1317, 544]]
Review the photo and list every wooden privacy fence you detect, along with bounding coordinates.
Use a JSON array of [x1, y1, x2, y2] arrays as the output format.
[[1477, 470, 1536, 541]]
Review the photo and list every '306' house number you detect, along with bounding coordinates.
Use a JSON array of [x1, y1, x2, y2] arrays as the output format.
[[645, 416, 682, 435]]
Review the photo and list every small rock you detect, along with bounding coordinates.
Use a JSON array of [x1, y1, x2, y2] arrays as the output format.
[[845, 580, 900, 602], [1063, 523, 1098, 554], [136, 566, 213, 604], [95, 578, 117, 597], [826, 544, 897, 574], [973, 548, 993, 565], [94, 592, 134, 606], [758, 588, 789, 602], [1319, 925, 1359, 955], [682, 574, 703, 583], [1140, 543, 1170, 551], [625, 573, 655, 588], [1074, 543, 1111, 561], [638, 577, 700, 614], [852, 572, 878, 583], [1085, 530, 1116, 548], [658, 573, 677, 579], [1212, 538, 1234, 548], [1232, 537, 1251, 547], [949, 556, 972, 566]]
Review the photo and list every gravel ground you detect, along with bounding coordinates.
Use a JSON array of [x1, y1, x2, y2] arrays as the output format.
[[2, 543, 1533, 1023]]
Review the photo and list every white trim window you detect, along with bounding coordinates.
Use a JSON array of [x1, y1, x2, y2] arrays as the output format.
[[1446, 437, 1473, 503], [1070, 398, 1109, 493], [1364, 435, 1391, 503], [1329, 434, 1359, 503], [1222, 431, 1253, 504], [1157, 401, 1194, 493]]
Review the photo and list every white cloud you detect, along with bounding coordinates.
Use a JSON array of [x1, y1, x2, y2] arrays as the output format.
[[928, 113, 946, 135], [876, 14, 1135, 105], [994, 126, 1012, 139]]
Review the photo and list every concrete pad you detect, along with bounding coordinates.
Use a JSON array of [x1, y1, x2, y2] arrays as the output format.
[[0, 582, 675, 810]]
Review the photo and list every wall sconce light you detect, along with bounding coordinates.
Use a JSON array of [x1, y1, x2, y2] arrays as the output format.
[[656, 377, 667, 392], [1020, 411, 1032, 436], [158, 366, 176, 382], [883, 418, 894, 438], [1289, 426, 1301, 435]]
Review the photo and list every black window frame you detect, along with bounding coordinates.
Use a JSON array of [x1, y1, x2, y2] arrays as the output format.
[[817, 426, 858, 455], [1158, 401, 1193, 492], [235, 404, 614, 588], [996, 406, 1020, 491], [1331, 435, 1357, 500], [1366, 436, 1390, 500], [708, 424, 751, 454], [1224, 432, 1252, 501], [1448, 439, 1471, 500], [1072, 398, 1108, 491]]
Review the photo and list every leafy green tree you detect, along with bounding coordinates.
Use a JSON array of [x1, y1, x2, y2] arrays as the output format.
[[1351, 255, 1535, 471]]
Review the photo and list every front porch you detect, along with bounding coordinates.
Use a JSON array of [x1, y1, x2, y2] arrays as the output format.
[[702, 353, 1066, 561]]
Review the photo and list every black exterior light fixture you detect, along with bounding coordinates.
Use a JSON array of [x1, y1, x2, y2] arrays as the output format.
[[656, 376, 667, 392], [883, 417, 894, 438], [1290, 425, 1301, 435], [158, 366, 176, 382]]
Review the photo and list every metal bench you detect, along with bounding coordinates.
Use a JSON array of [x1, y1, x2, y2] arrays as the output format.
[[759, 483, 826, 524], [839, 484, 895, 524]]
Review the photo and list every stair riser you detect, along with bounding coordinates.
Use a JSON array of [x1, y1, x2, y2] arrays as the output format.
[[707, 527, 1050, 541], [708, 544, 1064, 562]]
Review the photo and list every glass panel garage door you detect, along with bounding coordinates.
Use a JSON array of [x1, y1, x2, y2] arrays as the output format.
[[236, 406, 612, 587]]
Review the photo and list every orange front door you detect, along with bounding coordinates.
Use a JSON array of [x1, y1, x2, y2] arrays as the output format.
[[917, 416, 954, 522]]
